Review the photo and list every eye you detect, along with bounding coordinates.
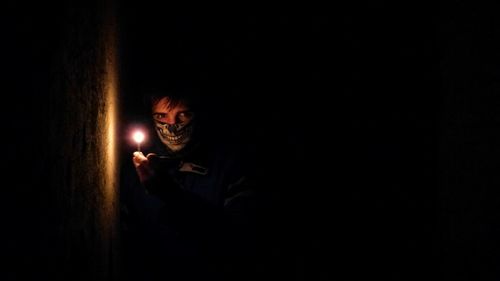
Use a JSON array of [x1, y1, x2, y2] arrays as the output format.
[[153, 113, 165, 120], [177, 111, 194, 122]]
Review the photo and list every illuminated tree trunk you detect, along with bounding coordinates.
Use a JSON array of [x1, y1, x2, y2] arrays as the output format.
[[44, 0, 120, 280]]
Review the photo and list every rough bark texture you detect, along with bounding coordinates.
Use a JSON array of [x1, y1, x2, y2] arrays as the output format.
[[42, 1, 119, 280]]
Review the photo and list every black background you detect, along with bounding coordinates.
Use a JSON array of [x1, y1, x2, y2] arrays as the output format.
[[4, 1, 500, 280]]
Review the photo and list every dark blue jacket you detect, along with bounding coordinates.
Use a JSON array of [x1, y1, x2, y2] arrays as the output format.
[[120, 140, 264, 281]]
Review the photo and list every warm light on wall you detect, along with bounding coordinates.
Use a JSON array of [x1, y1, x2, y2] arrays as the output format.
[[104, 62, 117, 199], [101, 11, 119, 278]]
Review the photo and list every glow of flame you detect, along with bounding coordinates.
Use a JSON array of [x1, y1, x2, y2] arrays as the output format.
[[133, 131, 145, 144]]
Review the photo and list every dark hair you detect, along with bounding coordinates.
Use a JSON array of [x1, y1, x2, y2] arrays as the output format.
[[141, 79, 206, 115]]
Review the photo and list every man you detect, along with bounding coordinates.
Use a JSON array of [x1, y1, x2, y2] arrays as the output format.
[[120, 84, 266, 281]]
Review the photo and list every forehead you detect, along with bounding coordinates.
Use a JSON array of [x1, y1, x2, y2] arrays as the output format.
[[152, 97, 190, 112]]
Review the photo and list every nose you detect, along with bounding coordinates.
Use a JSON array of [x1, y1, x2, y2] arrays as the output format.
[[164, 115, 176, 125], [166, 124, 177, 133]]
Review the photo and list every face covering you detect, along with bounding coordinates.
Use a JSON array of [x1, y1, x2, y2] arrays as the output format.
[[154, 118, 195, 153]]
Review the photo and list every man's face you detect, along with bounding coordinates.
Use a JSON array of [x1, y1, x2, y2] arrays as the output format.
[[152, 97, 195, 153]]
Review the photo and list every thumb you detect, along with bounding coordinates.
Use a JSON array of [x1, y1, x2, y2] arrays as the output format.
[[132, 151, 147, 167], [133, 151, 145, 158]]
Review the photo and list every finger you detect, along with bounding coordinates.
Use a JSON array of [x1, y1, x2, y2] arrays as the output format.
[[146, 153, 158, 159], [146, 153, 161, 168]]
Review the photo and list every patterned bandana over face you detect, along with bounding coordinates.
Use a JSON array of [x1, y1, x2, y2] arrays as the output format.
[[152, 97, 195, 153]]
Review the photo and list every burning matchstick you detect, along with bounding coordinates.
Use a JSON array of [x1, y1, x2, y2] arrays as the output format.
[[132, 131, 145, 152]]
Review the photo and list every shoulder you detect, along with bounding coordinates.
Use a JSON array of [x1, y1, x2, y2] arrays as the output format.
[[210, 141, 253, 179]]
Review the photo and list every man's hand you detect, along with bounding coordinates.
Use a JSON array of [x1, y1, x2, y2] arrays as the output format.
[[132, 151, 159, 184]]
